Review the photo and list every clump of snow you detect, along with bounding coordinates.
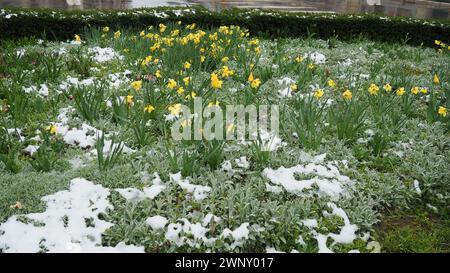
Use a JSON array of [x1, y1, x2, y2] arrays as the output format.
[[171, 172, 211, 201], [304, 52, 326, 64], [146, 215, 168, 231], [88, 47, 123, 63], [413, 180, 422, 195], [263, 153, 350, 198], [235, 156, 250, 169], [0, 178, 144, 253], [116, 173, 166, 202], [22, 145, 39, 156]]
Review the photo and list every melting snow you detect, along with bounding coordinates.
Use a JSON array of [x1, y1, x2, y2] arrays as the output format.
[[146, 215, 168, 231], [88, 47, 123, 63], [0, 178, 144, 253]]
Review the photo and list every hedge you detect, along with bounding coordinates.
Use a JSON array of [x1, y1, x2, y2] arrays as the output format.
[[0, 6, 449, 47]]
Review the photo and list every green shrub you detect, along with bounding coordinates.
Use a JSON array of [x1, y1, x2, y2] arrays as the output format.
[[0, 7, 448, 47]]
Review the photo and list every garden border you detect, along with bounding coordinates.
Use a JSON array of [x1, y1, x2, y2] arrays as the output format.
[[0, 6, 449, 46]]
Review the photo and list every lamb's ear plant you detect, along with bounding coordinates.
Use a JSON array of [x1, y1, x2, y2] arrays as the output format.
[[96, 132, 124, 172]]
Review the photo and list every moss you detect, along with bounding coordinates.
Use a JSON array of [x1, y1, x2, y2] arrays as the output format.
[[375, 209, 450, 253]]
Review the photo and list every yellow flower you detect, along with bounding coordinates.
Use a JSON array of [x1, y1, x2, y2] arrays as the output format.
[[295, 56, 304, 63], [221, 56, 229, 63], [368, 83, 379, 95], [46, 125, 57, 135], [200, 55, 205, 63], [248, 72, 254, 82], [420, 87, 428, 94], [383, 83, 392, 92], [177, 86, 185, 95], [74, 34, 81, 42], [411, 86, 420, 95], [251, 78, 261, 89], [254, 47, 261, 54], [153, 58, 159, 64], [159, 23, 166, 33], [167, 79, 177, 90], [102, 26, 110, 33], [123, 48, 129, 53], [327, 79, 336, 88], [140, 31, 145, 37], [221, 66, 234, 77], [183, 76, 191, 86], [342, 89, 352, 100], [438, 106, 448, 117], [155, 70, 161, 78], [181, 119, 192, 128], [307, 63, 315, 70], [144, 104, 155, 113], [211, 73, 222, 89], [168, 103, 182, 116], [314, 89, 324, 99], [131, 80, 142, 91], [114, 31, 121, 39], [435, 40, 442, 46], [184, 61, 191, 69], [185, 91, 197, 100], [290, 83, 298, 92], [208, 100, 220, 107], [126, 95, 134, 106], [396, 87, 405, 96], [226, 123, 236, 134], [433, 74, 440, 85]]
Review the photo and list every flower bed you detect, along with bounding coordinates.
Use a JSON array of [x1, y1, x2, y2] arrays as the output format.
[[0, 18, 449, 253]]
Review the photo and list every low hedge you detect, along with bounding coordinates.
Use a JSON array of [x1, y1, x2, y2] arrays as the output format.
[[0, 6, 449, 46]]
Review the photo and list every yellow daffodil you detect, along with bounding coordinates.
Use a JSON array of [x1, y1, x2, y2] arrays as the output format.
[[314, 89, 324, 99], [102, 26, 110, 33], [114, 31, 121, 39], [144, 104, 155, 113], [383, 83, 392, 92], [342, 89, 352, 100], [396, 87, 405, 96], [177, 86, 185, 95], [168, 103, 182, 116], [251, 78, 261, 89], [438, 106, 448, 117], [221, 66, 234, 77], [183, 76, 191, 86], [221, 56, 229, 63], [159, 23, 167, 33], [248, 72, 254, 82], [226, 123, 236, 134], [200, 55, 205, 63], [295, 56, 304, 63], [131, 80, 142, 91], [433, 74, 440, 85], [74, 34, 81, 42], [327, 79, 336, 88], [126, 95, 134, 106], [208, 100, 220, 107], [307, 63, 315, 70], [184, 61, 191, 69], [185, 91, 197, 100], [420, 87, 428, 94], [411, 86, 420, 94], [368, 83, 379, 95], [167, 79, 177, 90], [211, 73, 222, 89], [290, 83, 298, 92], [46, 125, 57, 135], [155, 70, 161, 78], [140, 31, 145, 37]]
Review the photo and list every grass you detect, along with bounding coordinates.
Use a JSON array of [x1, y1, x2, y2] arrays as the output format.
[[0, 22, 449, 253]]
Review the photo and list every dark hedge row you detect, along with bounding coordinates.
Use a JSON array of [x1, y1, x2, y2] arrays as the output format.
[[0, 6, 449, 46]]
